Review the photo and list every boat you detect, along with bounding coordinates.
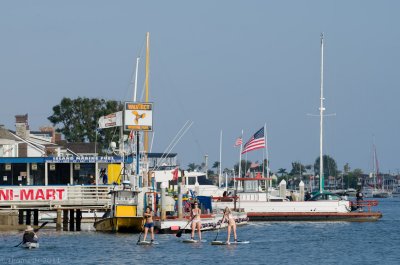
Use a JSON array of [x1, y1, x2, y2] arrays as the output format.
[[21, 242, 39, 249], [213, 34, 382, 222], [93, 184, 144, 232]]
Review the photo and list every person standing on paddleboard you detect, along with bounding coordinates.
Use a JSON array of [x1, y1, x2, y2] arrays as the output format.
[[143, 206, 155, 243], [190, 201, 202, 241], [22, 225, 38, 245], [222, 207, 237, 245]]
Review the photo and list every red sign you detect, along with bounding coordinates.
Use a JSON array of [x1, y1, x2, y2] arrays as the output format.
[[0, 188, 66, 201]]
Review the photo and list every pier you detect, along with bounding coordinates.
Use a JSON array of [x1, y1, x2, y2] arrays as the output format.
[[0, 185, 112, 231]]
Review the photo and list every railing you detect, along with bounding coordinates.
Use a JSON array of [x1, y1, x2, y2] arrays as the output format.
[[0, 185, 113, 209], [350, 200, 379, 212]]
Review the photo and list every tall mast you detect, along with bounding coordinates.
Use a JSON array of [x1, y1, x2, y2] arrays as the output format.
[[144, 32, 150, 154], [319, 33, 325, 193]]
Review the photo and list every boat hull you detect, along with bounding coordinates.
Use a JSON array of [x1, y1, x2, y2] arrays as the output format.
[[94, 217, 144, 233], [247, 211, 382, 222]]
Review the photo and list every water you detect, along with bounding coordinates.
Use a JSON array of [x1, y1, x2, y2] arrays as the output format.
[[1, 198, 399, 265]]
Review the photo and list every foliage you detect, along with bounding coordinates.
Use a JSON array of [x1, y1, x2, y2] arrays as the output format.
[[187, 163, 199, 172], [289, 161, 306, 176], [234, 160, 252, 177], [314, 155, 338, 178], [48, 97, 123, 153]]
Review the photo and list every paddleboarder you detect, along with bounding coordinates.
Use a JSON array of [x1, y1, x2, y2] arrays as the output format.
[[190, 201, 202, 241], [22, 225, 38, 245], [143, 206, 155, 243], [221, 207, 237, 245]]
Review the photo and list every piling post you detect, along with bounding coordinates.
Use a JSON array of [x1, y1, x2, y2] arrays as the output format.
[[69, 209, 75, 231], [33, 210, 39, 226], [161, 183, 167, 221], [299, 181, 305, 202], [26, 210, 31, 225], [76, 209, 82, 231], [279, 179, 287, 200], [18, 210, 24, 225], [63, 210, 69, 231], [178, 184, 183, 219], [56, 209, 62, 231]]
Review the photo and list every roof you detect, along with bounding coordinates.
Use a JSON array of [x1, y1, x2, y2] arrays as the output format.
[[0, 127, 19, 141], [62, 142, 99, 154], [147, 153, 177, 158]]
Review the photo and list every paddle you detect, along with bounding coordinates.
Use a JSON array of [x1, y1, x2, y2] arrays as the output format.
[[136, 220, 146, 245], [214, 211, 226, 241], [14, 222, 49, 247], [176, 215, 196, 238]]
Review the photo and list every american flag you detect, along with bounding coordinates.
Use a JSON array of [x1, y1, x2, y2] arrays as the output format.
[[241, 127, 265, 154], [234, 137, 242, 147]]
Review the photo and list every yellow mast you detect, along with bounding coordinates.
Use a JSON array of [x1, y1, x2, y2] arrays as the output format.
[[144, 32, 150, 154]]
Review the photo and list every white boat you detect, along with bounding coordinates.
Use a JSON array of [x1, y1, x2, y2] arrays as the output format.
[[21, 242, 39, 249], [213, 34, 381, 222]]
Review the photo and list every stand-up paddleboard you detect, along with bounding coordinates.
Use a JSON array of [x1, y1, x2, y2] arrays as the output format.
[[182, 239, 198, 243], [137, 241, 159, 245], [182, 238, 207, 243], [211, 240, 250, 245]]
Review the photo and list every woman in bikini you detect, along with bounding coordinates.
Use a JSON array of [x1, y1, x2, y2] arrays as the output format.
[[143, 206, 155, 242], [190, 201, 202, 241], [222, 207, 237, 244]]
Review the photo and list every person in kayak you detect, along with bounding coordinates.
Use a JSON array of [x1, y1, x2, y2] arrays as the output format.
[[143, 206, 155, 242], [22, 225, 38, 244], [190, 201, 202, 241], [221, 207, 237, 245]]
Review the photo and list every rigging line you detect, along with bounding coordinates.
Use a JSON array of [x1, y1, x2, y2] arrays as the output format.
[[154, 121, 194, 171], [154, 121, 191, 170], [159, 120, 190, 161]]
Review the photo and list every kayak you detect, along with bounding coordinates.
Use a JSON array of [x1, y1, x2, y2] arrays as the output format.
[[21, 242, 39, 249], [211, 240, 250, 245], [137, 241, 159, 245]]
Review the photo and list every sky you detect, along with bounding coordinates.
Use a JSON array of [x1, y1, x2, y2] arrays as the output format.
[[0, 1, 399, 174]]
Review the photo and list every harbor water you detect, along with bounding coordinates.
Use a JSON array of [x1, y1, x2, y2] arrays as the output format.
[[1, 198, 399, 265]]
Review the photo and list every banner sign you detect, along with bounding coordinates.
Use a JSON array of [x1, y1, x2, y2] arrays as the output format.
[[0, 187, 67, 201], [124, 102, 153, 131], [46, 156, 125, 163], [98, 111, 123, 129]]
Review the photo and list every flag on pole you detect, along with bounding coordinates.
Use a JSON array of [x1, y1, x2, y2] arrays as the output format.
[[128, 130, 135, 141], [234, 137, 242, 147], [241, 127, 265, 154], [172, 167, 179, 181]]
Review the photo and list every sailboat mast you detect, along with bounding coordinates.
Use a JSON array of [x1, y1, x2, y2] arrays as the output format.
[[319, 33, 325, 193], [144, 32, 150, 154], [219, 130, 223, 188]]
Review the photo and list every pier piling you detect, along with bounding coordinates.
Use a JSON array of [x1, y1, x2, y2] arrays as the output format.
[[76, 209, 82, 231], [56, 209, 62, 231], [33, 210, 39, 226], [18, 210, 24, 225], [63, 210, 68, 231], [69, 209, 75, 231], [26, 210, 31, 225]]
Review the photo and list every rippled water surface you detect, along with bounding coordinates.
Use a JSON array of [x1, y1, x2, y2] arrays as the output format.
[[1, 198, 399, 265]]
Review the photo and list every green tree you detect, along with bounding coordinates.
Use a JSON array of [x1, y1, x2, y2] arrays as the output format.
[[314, 155, 338, 178], [277, 168, 287, 177], [48, 97, 123, 153], [290, 161, 306, 176], [234, 160, 252, 177], [346, 168, 363, 189], [187, 163, 198, 172]]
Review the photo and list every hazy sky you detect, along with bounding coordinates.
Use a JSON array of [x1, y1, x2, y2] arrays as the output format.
[[1, 1, 399, 174]]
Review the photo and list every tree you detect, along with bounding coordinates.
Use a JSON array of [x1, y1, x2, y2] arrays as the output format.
[[290, 161, 306, 176], [314, 155, 338, 178], [48, 97, 123, 153], [187, 163, 198, 172], [277, 168, 287, 177], [234, 160, 252, 177]]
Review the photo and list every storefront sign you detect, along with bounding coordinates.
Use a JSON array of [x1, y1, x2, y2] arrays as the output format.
[[46, 156, 124, 163], [0, 187, 67, 201]]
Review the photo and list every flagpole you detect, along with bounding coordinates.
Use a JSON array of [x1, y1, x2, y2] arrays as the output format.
[[264, 124, 269, 202], [237, 130, 243, 191], [219, 130, 223, 189]]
